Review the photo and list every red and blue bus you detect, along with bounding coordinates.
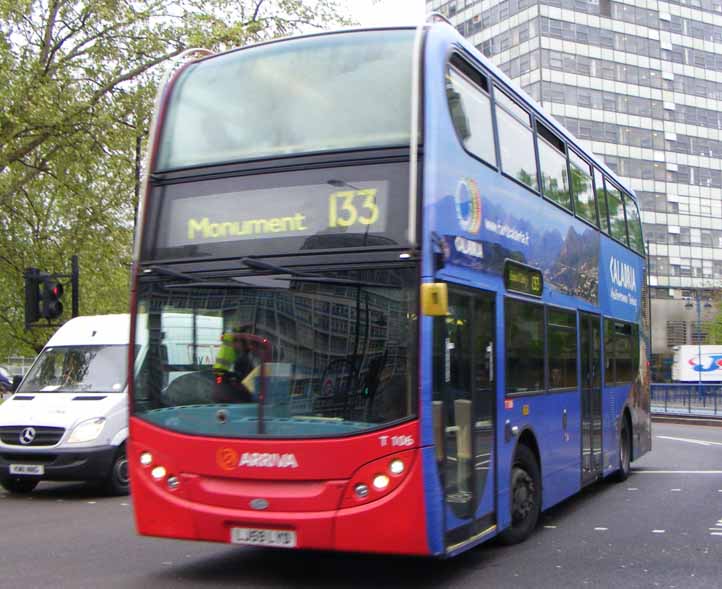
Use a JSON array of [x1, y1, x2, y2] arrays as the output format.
[[129, 17, 650, 557]]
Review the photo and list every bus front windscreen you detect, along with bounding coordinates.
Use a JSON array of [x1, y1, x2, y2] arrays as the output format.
[[132, 267, 417, 439], [156, 29, 415, 171]]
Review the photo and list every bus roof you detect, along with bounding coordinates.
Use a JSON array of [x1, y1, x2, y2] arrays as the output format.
[[186, 22, 635, 203]]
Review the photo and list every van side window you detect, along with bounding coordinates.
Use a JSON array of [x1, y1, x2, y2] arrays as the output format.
[[446, 57, 496, 165], [537, 122, 571, 210], [495, 88, 538, 190]]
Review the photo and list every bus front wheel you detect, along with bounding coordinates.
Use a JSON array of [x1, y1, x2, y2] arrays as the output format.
[[499, 444, 541, 545]]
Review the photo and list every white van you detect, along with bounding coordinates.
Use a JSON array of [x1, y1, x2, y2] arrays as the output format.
[[0, 315, 131, 495]]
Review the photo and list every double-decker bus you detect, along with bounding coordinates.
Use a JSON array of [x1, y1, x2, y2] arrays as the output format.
[[129, 17, 650, 557]]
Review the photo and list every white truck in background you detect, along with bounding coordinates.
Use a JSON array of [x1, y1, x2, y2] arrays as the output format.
[[0, 312, 223, 495], [672, 345, 722, 382]]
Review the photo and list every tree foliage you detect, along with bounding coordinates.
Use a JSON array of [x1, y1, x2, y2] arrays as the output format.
[[0, 0, 347, 358]]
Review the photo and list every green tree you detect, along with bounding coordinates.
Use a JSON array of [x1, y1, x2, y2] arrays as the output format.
[[707, 299, 722, 345], [0, 0, 347, 358]]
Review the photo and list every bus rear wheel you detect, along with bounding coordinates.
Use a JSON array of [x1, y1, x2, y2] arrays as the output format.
[[0, 477, 39, 494], [613, 418, 632, 482], [499, 444, 541, 545]]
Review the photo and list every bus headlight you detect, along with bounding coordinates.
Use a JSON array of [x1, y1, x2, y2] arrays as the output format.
[[68, 418, 106, 444]]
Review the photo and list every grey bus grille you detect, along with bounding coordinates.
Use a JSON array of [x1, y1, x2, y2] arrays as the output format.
[[0, 426, 65, 446]]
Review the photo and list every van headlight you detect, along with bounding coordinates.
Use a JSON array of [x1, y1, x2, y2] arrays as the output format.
[[68, 418, 106, 444]]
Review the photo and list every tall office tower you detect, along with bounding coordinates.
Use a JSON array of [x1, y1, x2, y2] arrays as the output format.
[[428, 0, 722, 375]]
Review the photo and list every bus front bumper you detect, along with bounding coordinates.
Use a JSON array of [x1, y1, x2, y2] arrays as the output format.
[[129, 445, 431, 556]]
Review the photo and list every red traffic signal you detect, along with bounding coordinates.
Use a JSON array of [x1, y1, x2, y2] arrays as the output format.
[[41, 279, 64, 320]]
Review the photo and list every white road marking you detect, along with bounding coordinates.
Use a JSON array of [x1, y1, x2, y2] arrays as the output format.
[[544, 525, 557, 529], [594, 527, 608, 531], [670, 488, 682, 492], [634, 470, 722, 474], [711, 532, 722, 537], [708, 528, 722, 531], [627, 487, 638, 491], [656, 435, 722, 447], [87, 501, 96, 505], [652, 529, 665, 534]]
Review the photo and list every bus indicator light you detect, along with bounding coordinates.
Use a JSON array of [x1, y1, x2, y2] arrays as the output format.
[[354, 483, 370, 499], [504, 399, 514, 410]]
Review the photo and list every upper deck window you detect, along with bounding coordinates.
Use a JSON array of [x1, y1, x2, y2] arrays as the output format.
[[624, 194, 645, 254], [594, 167, 610, 234], [606, 183, 628, 245], [570, 151, 598, 226], [495, 88, 538, 190], [156, 30, 415, 171], [446, 57, 497, 165], [536, 121, 571, 210]]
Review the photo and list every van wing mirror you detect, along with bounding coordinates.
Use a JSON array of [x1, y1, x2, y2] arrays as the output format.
[[11, 375, 22, 392]]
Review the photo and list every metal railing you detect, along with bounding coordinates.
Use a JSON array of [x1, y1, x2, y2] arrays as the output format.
[[651, 383, 722, 417]]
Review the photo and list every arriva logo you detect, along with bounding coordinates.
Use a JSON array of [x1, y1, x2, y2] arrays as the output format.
[[239, 452, 299, 469], [609, 257, 637, 292], [688, 355, 722, 373]]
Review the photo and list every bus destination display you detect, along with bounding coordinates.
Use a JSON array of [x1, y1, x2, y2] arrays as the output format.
[[504, 260, 544, 297], [162, 181, 389, 248]]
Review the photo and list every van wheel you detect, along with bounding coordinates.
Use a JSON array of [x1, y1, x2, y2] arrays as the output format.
[[613, 418, 632, 482], [0, 477, 39, 494], [499, 444, 541, 545], [104, 446, 130, 496]]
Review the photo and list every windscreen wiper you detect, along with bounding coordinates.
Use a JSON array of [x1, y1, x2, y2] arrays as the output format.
[[240, 257, 396, 288], [145, 266, 252, 289]]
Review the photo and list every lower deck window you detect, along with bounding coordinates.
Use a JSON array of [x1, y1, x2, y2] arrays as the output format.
[[547, 308, 577, 389], [506, 299, 544, 393]]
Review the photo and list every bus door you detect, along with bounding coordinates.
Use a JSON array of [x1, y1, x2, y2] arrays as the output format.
[[580, 312, 603, 484], [433, 285, 496, 550]]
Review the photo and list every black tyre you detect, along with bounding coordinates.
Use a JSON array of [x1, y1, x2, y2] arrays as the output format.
[[499, 444, 541, 545], [0, 477, 39, 494], [613, 418, 632, 482], [104, 445, 130, 496]]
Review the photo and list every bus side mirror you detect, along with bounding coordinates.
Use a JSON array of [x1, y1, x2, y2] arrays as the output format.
[[421, 283, 449, 316], [11, 375, 22, 392]]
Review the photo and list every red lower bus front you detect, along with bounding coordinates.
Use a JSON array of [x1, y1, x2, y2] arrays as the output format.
[[129, 417, 430, 555]]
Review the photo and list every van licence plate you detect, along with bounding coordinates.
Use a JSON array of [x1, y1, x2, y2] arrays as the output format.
[[230, 527, 297, 548], [9, 464, 44, 476]]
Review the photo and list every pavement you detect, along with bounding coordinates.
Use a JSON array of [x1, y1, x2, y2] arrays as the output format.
[[1, 421, 721, 589]]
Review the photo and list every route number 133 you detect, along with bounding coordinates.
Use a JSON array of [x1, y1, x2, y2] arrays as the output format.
[[328, 189, 379, 228]]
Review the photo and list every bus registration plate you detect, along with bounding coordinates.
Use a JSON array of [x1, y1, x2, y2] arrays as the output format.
[[230, 527, 297, 548], [9, 464, 44, 475]]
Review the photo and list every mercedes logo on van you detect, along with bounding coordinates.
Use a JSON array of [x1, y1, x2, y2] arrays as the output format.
[[19, 427, 36, 445]]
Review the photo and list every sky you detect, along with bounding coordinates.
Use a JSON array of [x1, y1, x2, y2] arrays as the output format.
[[342, 0, 427, 27]]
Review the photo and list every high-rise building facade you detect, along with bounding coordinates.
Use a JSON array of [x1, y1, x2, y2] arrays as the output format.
[[427, 0, 722, 375]]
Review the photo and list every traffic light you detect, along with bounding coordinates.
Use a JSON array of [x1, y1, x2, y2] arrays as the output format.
[[24, 257, 79, 329], [42, 279, 64, 320]]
